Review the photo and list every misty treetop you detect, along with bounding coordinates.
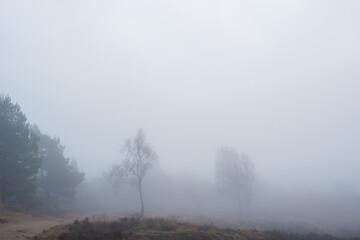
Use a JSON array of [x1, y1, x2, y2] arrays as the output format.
[[0, 94, 41, 207], [33, 125, 84, 211]]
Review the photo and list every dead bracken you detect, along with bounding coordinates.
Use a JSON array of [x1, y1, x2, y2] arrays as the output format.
[[33, 217, 359, 240]]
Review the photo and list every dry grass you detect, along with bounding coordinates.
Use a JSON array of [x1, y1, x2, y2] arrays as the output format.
[[34, 217, 249, 240], [33, 217, 360, 240]]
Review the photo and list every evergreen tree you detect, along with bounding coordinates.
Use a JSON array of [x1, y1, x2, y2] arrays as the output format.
[[33, 126, 84, 211], [0, 94, 41, 208]]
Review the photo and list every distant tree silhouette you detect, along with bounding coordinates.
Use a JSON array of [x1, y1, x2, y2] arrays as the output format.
[[215, 147, 254, 216], [110, 129, 157, 217]]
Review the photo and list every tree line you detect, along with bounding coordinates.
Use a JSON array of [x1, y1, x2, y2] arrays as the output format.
[[0, 93, 255, 218], [109, 132, 254, 218], [0, 94, 84, 211]]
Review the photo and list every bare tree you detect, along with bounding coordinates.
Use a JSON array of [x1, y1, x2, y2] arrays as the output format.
[[215, 147, 254, 216], [109, 129, 157, 217]]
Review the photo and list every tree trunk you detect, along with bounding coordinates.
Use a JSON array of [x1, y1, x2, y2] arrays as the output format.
[[138, 180, 144, 218], [55, 192, 59, 210], [1, 158, 7, 204]]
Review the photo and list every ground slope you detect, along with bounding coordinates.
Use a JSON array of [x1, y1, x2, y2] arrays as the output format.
[[34, 217, 357, 240], [0, 205, 76, 240]]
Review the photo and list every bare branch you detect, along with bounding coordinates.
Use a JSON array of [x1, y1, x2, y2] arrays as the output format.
[[108, 129, 158, 217], [215, 147, 254, 215]]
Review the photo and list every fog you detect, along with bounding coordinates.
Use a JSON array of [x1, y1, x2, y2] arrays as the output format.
[[1, 0, 360, 236]]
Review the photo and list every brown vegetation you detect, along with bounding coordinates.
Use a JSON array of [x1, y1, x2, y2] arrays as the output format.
[[33, 217, 360, 240], [34, 217, 251, 240]]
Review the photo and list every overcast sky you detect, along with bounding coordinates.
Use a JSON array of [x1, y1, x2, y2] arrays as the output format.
[[1, 0, 359, 192]]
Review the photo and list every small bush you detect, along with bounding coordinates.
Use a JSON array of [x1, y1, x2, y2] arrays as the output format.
[[143, 218, 179, 231], [57, 218, 125, 240], [0, 218, 8, 223]]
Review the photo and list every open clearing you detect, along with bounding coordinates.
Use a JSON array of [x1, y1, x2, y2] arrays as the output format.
[[0, 206, 77, 240]]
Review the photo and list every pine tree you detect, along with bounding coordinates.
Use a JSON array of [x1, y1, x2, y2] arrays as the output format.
[[33, 126, 84, 211], [0, 94, 41, 208]]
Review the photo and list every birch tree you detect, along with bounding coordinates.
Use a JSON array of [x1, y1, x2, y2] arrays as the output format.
[[215, 147, 254, 215], [110, 129, 157, 217]]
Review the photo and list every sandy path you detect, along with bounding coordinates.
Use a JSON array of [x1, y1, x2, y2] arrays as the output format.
[[0, 216, 76, 240]]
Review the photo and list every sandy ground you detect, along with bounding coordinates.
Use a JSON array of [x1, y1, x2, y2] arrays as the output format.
[[0, 214, 77, 240]]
